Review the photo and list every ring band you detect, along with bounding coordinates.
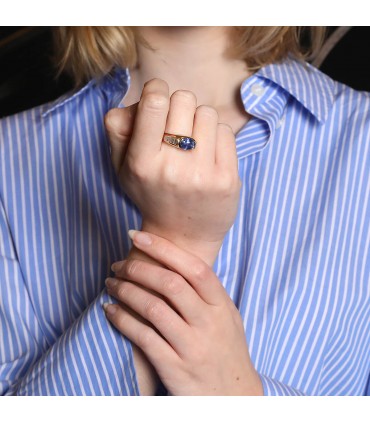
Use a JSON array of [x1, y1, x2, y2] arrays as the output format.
[[162, 133, 197, 151]]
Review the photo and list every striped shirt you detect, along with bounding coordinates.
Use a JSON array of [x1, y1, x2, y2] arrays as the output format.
[[0, 57, 369, 396]]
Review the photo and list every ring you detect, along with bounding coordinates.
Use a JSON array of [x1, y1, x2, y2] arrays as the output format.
[[162, 133, 197, 151]]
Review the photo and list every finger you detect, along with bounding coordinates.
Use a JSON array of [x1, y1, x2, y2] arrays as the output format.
[[215, 123, 238, 171], [112, 259, 206, 324], [106, 279, 192, 355], [124, 230, 228, 306], [103, 302, 181, 375], [128, 79, 170, 159], [191, 105, 218, 164], [163, 90, 197, 150], [104, 104, 138, 173]]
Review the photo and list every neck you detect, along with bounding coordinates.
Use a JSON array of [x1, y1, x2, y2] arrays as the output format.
[[124, 27, 251, 133]]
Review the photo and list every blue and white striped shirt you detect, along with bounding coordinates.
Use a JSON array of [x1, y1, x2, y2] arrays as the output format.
[[0, 58, 369, 396]]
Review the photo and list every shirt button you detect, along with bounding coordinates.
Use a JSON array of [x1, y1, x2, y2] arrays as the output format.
[[251, 83, 265, 97], [276, 115, 285, 128]]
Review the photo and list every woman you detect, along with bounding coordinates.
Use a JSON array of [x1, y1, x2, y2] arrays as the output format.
[[0, 27, 369, 396]]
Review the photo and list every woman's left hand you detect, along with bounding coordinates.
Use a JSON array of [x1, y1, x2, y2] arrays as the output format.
[[104, 230, 263, 396]]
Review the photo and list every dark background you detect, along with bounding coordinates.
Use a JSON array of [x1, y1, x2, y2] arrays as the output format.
[[0, 27, 369, 119]]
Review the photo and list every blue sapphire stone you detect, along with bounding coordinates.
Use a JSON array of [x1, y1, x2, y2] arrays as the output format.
[[179, 137, 196, 151]]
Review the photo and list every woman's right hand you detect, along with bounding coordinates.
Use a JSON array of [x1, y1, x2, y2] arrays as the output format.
[[105, 79, 241, 265]]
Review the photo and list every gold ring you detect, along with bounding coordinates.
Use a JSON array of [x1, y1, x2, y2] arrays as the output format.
[[162, 133, 197, 151]]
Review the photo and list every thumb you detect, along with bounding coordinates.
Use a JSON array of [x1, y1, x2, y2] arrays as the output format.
[[104, 103, 138, 174]]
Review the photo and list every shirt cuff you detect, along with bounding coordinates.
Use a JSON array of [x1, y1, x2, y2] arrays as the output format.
[[259, 373, 305, 396], [16, 290, 140, 395]]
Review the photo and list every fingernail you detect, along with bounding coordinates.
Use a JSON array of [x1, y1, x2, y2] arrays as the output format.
[[103, 303, 117, 315], [128, 230, 152, 246], [111, 261, 125, 273], [105, 278, 117, 289]]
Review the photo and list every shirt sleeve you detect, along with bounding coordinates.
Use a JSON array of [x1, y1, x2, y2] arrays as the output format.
[[258, 374, 305, 396], [0, 201, 140, 396], [0, 255, 140, 396]]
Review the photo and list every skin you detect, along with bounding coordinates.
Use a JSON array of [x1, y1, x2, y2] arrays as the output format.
[[125, 27, 252, 134], [108, 78, 241, 266], [105, 231, 263, 396], [103, 27, 263, 395]]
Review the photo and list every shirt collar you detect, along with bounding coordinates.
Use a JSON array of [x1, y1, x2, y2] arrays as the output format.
[[235, 57, 336, 159], [43, 57, 335, 125], [41, 67, 130, 118], [250, 57, 336, 124]]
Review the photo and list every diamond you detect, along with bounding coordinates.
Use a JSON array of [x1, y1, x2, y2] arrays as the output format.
[[164, 135, 179, 146]]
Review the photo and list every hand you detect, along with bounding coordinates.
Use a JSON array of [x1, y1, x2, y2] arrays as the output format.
[[105, 79, 241, 265], [103, 230, 263, 396]]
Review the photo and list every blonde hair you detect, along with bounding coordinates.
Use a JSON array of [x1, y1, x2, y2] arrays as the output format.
[[53, 27, 327, 88]]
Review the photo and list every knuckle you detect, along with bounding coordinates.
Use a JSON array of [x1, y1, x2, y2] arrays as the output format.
[[190, 170, 206, 192], [141, 92, 169, 112], [217, 175, 233, 192], [137, 327, 156, 349], [217, 122, 234, 135], [126, 157, 148, 181], [125, 259, 139, 278], [162, 274, 184, 296], [131, 167, 147, 182], [217, 123, 236, 146], [104, 109, 117, 129], [161, 164, 179, 186], [196, 105, 218, 120], [222, 174, 240, 192], [171, 90, 197, 106], [191, 261, 210, 284], [116, 283, 129, 299], [144, 299, 163, 320], [114, 309, 128, 326]]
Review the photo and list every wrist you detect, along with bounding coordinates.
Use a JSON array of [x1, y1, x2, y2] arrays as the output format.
[[127, 245, 164, 267], [141, 223, 223, 266]]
